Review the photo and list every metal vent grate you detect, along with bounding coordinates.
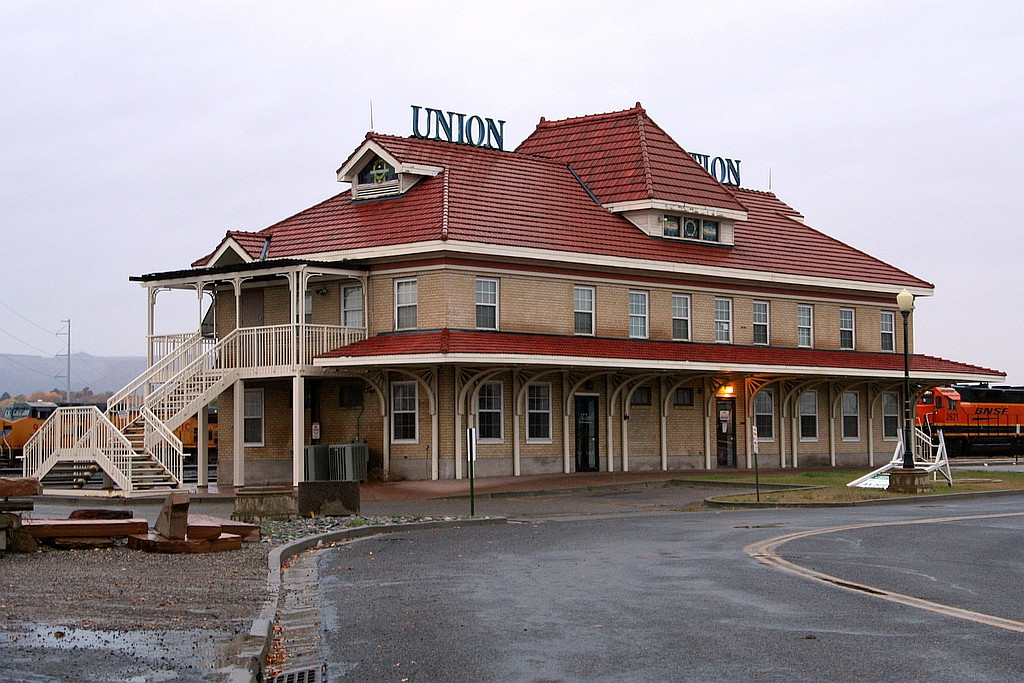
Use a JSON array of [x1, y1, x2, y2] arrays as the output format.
[[269, 667, 320, 683]]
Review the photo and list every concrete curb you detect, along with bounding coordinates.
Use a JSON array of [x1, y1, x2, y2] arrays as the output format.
[[228, 516, 507, 682], [704, 486, 1024, 509]]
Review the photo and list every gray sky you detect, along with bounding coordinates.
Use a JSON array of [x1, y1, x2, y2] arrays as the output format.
[[1, 0, 1021, 385]]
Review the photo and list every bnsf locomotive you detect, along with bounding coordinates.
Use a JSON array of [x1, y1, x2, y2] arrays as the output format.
[[916, 384, 1024, 458]]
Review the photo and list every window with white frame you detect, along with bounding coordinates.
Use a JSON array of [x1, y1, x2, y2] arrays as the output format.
[[477, 382, 503, 441], [304, 291, 313, 325], [343, 285, 363, 327], [672, 294, 690, 341], [880, 311, 895, 352], [754, 390, 774, 441], [882, 392, 900, 440], [840, 308, 855, 350], [476, 278, 498, 329], [395, 279, 417, 330], [629, 291, 648, 339], [391, 381, 418, 442], [574, 286, 594, 335], [753, 301, 770, 345], [527, 383, 551, 441], [715, 298, 732, 343], [842, 391, 860, 440], [798, 304, 814, 348], [799, 390, 818, 441], [243, 388, 264, 446]]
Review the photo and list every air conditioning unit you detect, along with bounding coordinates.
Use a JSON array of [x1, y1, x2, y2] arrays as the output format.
[[328, 441, 369, 481], [304, 445, 330, 481]]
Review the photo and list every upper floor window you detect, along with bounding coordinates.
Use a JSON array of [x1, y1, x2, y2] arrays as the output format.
[[574, 286, 594, 335], [477, 382, 503, 442], [672, 294, 690, 341], [395, 279, 417, 330], [840, 308, 855, 350], [714, 298, 732, 343], [527, 383, 552, 442], [880, 311, 895, 352], [629, 291, 648, 339], [753, 301, 770, 345], [842, 391, 860, 440], [797, 304, 814, 348], [304, 290, 313, 325], [799, 390, 818, 441], [343, 285, 363, 327], [476, 278, 498, 330], [754, 390, 774, 441], [392, 381, 418, 442]]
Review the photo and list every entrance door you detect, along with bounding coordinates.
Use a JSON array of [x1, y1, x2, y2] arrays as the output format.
[[716, 398, 736, 467], [575, 395, 599, 472], [240, 289, 265, 327]]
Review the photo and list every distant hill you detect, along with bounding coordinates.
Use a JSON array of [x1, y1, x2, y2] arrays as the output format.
[[0, 352, 147, 396]]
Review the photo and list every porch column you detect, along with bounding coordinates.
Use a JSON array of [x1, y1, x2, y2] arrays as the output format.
[[779, 399, 788, 468], [704, 379, 713, 469], [197, 405, 209, 487], [562, 373, 571, 473], [233, 380, 245, 488], [292, 376, 304, 486], [828, 386, 837, 467], [454, 370, 463, 479], [431, 369, 439, 481], [606, 375, 615, 472], [621, 392, 630, 473], [512, 373, 521, 477], [659, 378, 668, 470], [146, 287, 156, 368], [792, 410, 800, 468]]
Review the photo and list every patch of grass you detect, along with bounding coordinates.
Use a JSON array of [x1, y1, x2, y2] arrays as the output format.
[[683, 469, 1024, 504]]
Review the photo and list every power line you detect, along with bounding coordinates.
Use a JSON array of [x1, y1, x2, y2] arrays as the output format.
[[0, 326, 61, 356], [0, 352, 61, 379], [0, 300, 57, 335]]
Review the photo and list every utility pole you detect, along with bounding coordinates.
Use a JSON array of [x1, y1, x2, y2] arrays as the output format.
[[57, 319, 71, 403]]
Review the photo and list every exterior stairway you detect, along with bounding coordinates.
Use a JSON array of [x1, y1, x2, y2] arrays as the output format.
[[24, 332, 235, 496]]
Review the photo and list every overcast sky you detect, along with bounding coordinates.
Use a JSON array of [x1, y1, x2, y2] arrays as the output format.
[[1, 0, 1021, 385]]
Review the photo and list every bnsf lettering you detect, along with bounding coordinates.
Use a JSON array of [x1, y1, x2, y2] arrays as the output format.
[[973, 407, 1009, 415]]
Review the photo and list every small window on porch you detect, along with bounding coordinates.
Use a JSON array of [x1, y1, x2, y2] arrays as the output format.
[[392, 381, 418, 443], [674, 387, 694, 407], [630, 386, 652, 406], [754, 390, 774, 441], [799, 390, 818, 441], [243, 388, 264, 447]]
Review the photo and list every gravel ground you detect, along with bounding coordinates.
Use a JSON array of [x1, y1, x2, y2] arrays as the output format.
[[0, 514, 461, 681]]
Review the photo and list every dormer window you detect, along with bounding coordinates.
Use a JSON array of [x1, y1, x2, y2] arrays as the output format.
[[358, 157, 396, 185], [354, 156, 400, 199], [664, 214, 722, 244]]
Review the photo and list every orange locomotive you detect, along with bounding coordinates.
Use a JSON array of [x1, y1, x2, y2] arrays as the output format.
[[916, 384, 1024, 458], [0, 401, 57, 464]]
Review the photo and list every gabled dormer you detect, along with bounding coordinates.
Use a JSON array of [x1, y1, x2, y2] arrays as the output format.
[[336, 136, 443, 201], [517, 103, 748, 247]]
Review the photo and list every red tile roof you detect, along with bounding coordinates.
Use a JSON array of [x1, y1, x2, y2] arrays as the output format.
[[516, 103, 747, 211], [190, 107, 930, 290], [319, 329, 1003, 379]]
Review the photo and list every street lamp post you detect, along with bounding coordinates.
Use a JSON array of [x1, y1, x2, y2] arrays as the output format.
[[897, 288, 915, 469]]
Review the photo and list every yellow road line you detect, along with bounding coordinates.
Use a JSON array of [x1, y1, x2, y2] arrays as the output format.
[[744, 512, 1024, 633]]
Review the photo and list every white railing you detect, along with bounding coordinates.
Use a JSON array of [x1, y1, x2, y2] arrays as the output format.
[[142, 406, 183, 484], [302, 324, 368, 364], [108, 333, 209, 415], [24, 406, 136, 492], [150, 333, 204, 363]]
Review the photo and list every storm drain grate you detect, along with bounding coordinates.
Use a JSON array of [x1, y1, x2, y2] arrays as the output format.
[[269, 667, 320, 683]]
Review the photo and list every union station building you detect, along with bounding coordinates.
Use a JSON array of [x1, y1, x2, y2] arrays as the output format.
[[130, 104, 1003, 488]]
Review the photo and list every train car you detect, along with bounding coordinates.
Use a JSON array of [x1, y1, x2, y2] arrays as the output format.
[[916, 384, 1024, 457], [0, 401, 58, 464], [174, 409, 218, 456]]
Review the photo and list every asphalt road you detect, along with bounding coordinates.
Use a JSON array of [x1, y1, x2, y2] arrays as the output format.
[[316, 490, 1024, 682]]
